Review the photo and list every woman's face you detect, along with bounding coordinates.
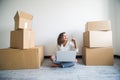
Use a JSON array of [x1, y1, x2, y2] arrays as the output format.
[[62, 33, 68, 41]]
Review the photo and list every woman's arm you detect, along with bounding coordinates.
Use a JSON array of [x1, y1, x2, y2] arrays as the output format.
[[71, 37, 78, 49], [71, 38, 78, 52]]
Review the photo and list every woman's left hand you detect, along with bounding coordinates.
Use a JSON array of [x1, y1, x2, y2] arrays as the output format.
[[71, 37, 78, 49], [71, 37, 76, 43]]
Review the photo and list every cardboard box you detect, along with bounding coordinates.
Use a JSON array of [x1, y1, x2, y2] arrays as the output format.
[[10, 29, 35, 49], [83, 31, 112, 48], [14, 11, 33, 30], [82, 47, 114, 65], [36, 46, 44, 64], [0, 46, 44, 70], [85, 20, 111, 31]]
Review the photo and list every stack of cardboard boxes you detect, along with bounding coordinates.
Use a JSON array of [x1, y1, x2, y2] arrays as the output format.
[[83, 20, 114, 65], [0, 11, 44, 70], [10, 11, 34, 49]]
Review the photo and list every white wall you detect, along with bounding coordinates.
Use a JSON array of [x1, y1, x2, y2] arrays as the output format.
[[114, 0, 120, 55], [0, 0, 117, 56]]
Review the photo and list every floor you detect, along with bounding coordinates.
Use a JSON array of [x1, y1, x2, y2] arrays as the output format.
[[0, 58, 120, 80]]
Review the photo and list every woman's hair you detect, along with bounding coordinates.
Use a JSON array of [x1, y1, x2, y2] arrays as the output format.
[[57, 32, 66, 46]]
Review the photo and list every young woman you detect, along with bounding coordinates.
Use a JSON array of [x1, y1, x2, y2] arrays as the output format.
[[50, 32, 78, 68]]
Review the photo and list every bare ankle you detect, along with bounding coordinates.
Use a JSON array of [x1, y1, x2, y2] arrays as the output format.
[[75, 59, 78, 63]]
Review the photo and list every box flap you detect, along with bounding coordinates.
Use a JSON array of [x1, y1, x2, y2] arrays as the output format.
[[14, 11, 33, 20]]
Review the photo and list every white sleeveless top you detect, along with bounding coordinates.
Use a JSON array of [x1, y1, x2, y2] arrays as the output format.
[[57, 41, 78, 52]]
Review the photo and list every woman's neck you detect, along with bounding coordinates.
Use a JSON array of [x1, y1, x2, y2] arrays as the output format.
[[62, 40, 68, 47]]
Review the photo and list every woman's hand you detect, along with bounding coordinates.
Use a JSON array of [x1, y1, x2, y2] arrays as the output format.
[[71, 37, 76, 43], [71, 37, 78, 49]]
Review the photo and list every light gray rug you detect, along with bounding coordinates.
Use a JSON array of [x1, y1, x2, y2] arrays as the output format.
[[0, 58, 120, 80]]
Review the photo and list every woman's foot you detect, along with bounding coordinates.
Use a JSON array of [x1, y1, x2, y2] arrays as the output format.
[[75, 59, 78, 63], [51, 63, 61, 67]]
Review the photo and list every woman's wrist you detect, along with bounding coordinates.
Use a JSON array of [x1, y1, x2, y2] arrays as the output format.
[[74, 41, 77, 49]]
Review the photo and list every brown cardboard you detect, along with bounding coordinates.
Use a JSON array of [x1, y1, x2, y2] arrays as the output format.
[[85, 20, 111, 31], [14, 11, 33, 30], [82, 47, 114, 65], [36, 46, 44, 64], [10, 29, 35, 49], [0, 46, 44, 70], [83, 31, 112, 48]]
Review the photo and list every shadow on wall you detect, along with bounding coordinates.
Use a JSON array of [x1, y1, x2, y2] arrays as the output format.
[[108, 0, 119, 54], [0, 27, 12, 48], [0, 0, 3, 3], [118, 0, 120, 3]]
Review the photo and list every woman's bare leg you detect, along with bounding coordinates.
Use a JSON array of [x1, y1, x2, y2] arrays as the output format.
[[50, 55, 61, 67], [51, 63, 61, 67], [75, 58, 78, 63], [50, 55, 55, 61]]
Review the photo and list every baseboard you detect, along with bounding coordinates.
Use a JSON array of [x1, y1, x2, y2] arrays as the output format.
[[44, 56, 51, 58], [44, 55, 82, 59], [76, 56, 82, 58], [114, 55, 120, 58], [44, 55, 120, 59]]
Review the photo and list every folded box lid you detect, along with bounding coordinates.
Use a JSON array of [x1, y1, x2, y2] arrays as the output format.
[[14, 11, 33, 20]]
